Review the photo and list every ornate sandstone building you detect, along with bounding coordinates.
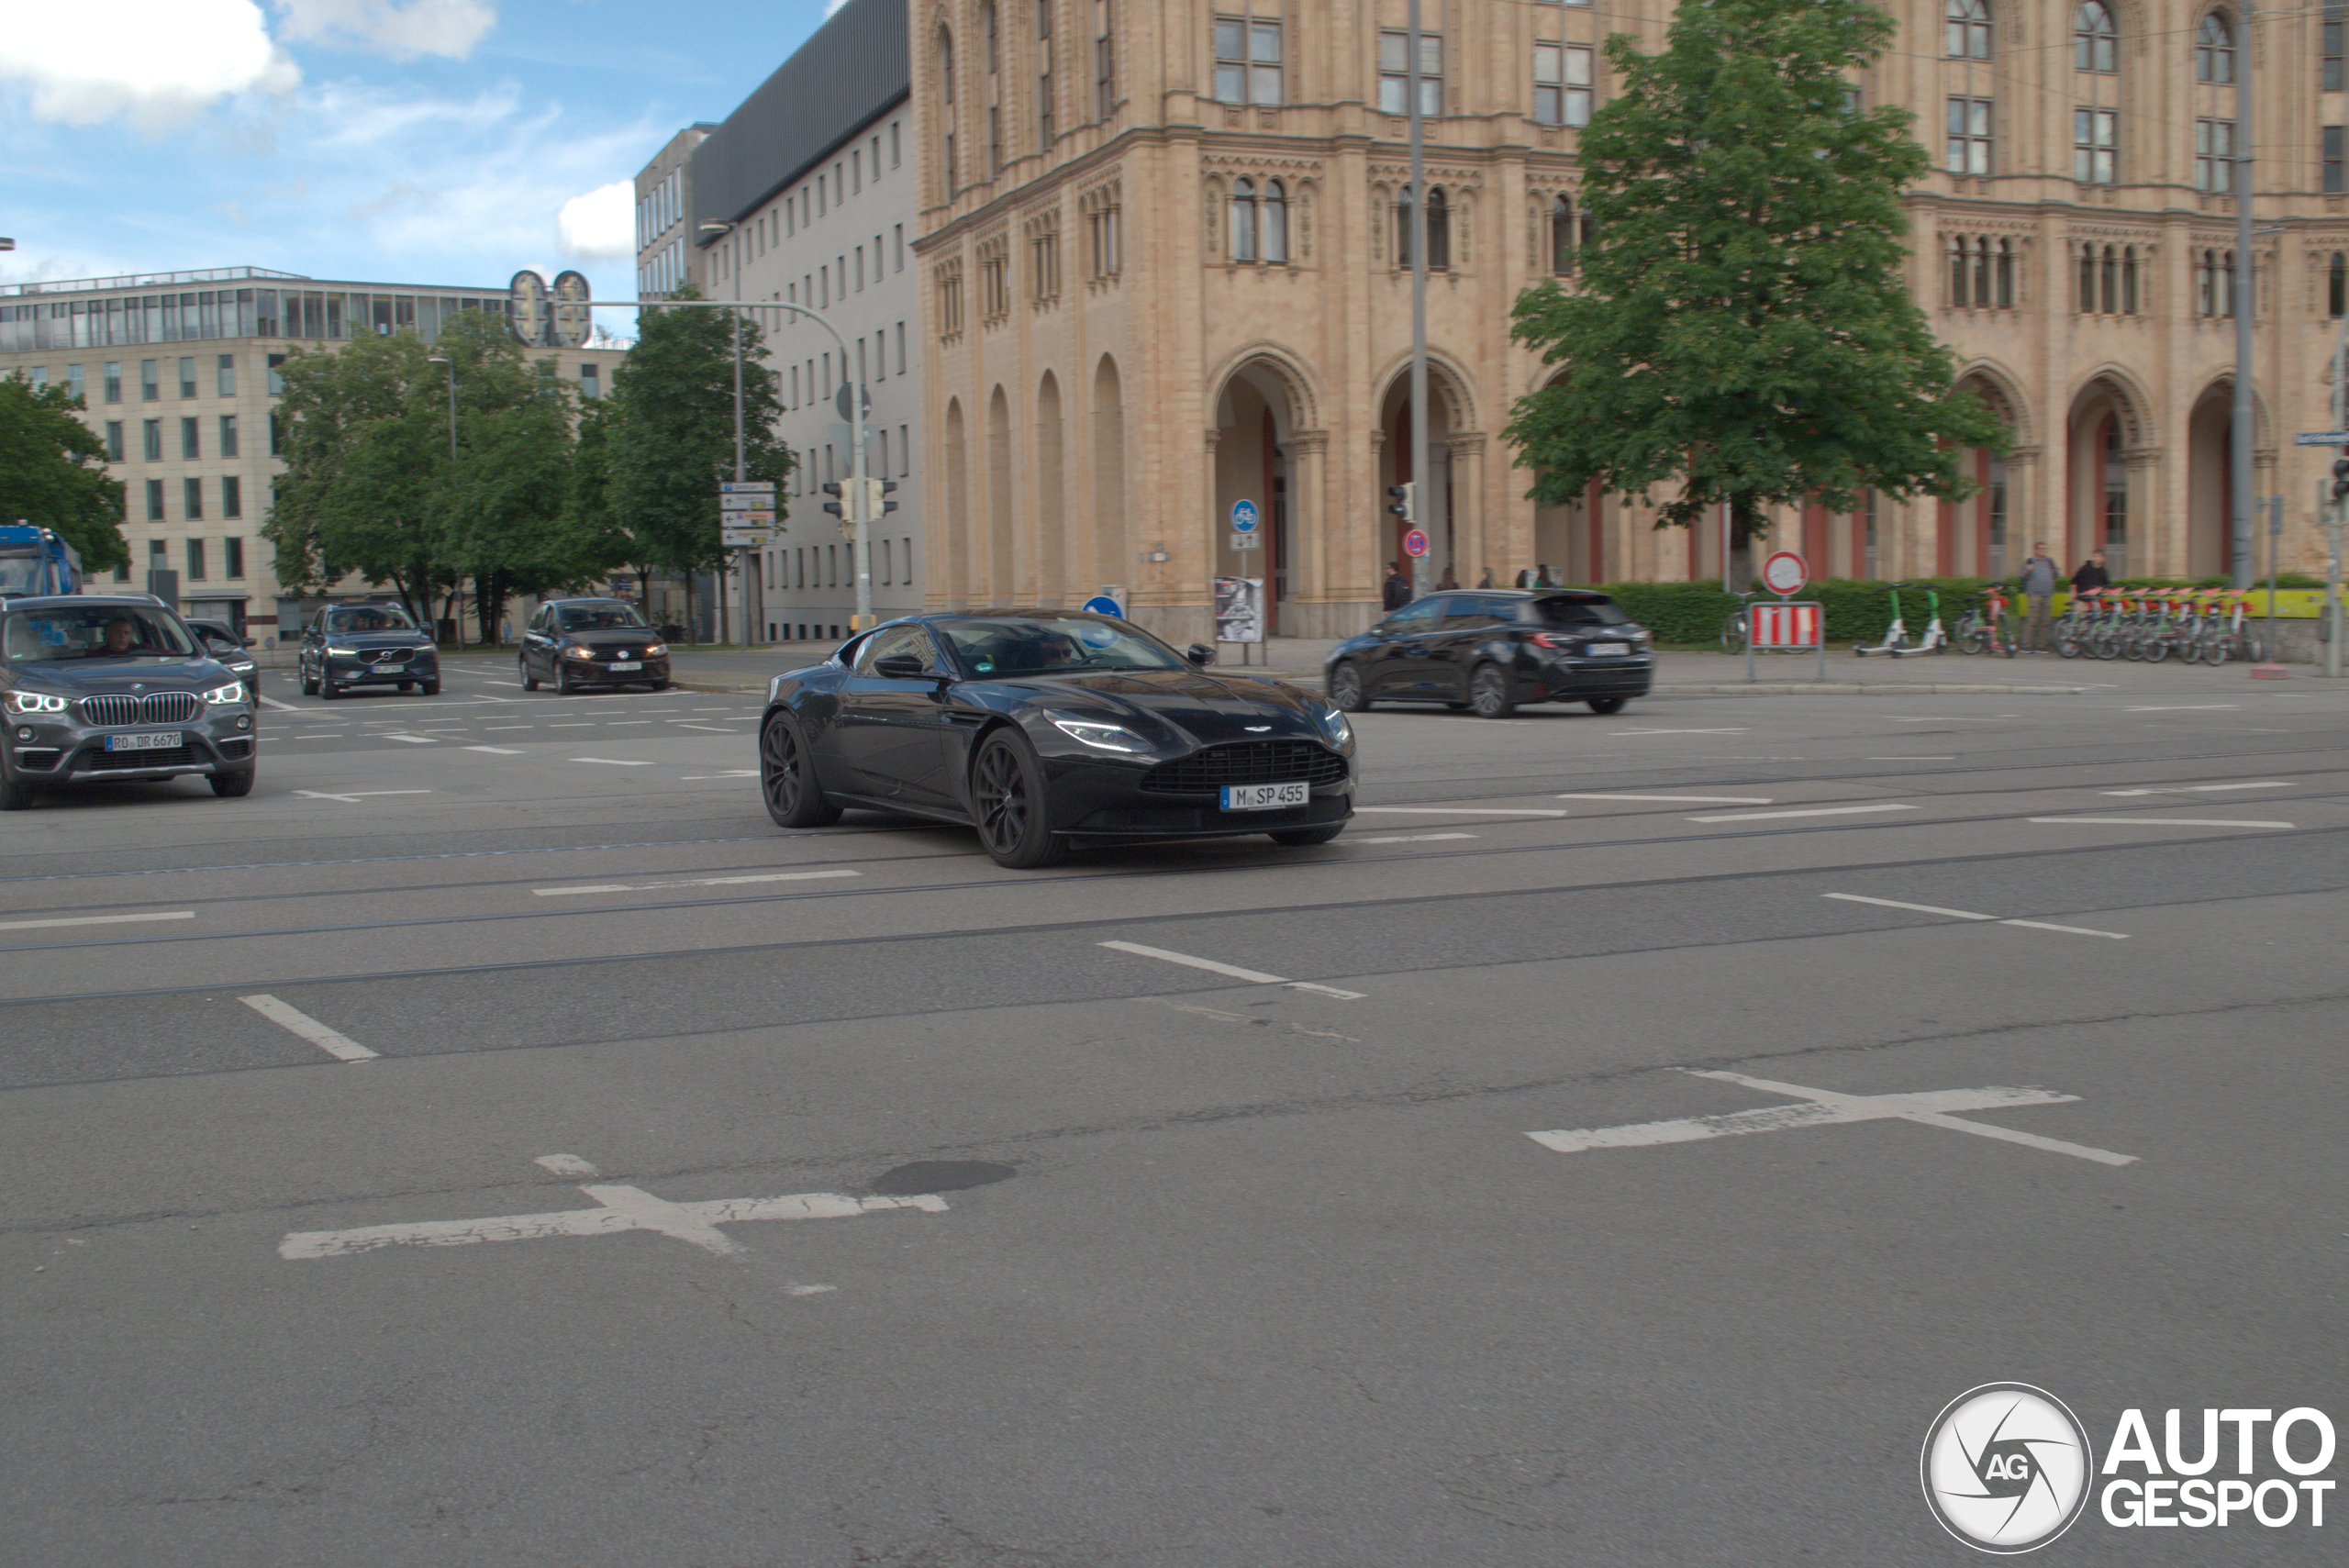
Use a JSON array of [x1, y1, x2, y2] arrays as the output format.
[[915, 2, 2346, 642]]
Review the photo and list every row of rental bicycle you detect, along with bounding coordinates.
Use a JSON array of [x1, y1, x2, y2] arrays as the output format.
[[1850, 581, 2270, 662]]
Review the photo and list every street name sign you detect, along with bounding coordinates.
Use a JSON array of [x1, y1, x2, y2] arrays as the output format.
[[2295, 432, 2349, 446]]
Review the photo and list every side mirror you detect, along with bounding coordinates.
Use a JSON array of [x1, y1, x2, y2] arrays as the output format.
[[872, 651, 930, 680], [1185, 643, 1214, 667], [241, 637, 258, 649]]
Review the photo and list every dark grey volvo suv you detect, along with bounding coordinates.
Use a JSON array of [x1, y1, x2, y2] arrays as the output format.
[[0, 596, 259, 810]]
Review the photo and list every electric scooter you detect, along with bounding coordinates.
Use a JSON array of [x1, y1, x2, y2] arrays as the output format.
[[1854, 582, 1949, 657]]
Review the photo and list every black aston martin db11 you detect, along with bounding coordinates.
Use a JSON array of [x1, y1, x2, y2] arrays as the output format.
[[757, 612, 1355, 867]]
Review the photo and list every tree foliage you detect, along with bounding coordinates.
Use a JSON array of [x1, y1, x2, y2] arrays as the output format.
[[0, 373, 129, 573], [1505, 0, 2008, 588]]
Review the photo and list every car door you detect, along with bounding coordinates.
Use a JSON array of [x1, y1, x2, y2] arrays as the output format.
[[1431, 595, 1512, 698], [1364, 597, 1443, 698], [300, 609, 324, 680], [521, 605, 554, 680], [833, 626, 954, 805]]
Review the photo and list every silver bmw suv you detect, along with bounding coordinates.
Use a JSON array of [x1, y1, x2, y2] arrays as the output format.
[[0, 596, 259, 810]]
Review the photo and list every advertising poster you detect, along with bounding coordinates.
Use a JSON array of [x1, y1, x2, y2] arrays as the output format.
[[1213, 576, 1264, 643]]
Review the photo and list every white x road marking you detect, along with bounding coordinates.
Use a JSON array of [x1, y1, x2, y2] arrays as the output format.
[[280, 1184, 948, 1259], [1527, 1068, 2135, 1165]]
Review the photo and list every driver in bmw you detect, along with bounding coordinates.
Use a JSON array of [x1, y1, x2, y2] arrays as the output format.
[[97, 617, 143, 655]]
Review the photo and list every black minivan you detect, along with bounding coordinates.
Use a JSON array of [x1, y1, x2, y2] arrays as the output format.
[[1324, 589, 1653, 717]]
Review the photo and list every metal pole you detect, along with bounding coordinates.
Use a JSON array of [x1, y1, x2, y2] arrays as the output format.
[[2266, 494, 2280, 663], [732, 309, 746, 646], [852, 366, 872, 632], [1408, 0, 1431, 602], [2229, 0, 2256, 589]]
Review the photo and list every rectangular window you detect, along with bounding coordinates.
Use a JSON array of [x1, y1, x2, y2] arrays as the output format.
[[1097, 21, 1114, 119], [879, 428, 891, 476], [790, 364, 800, 407], [226, 536, 243, 576], [219, 414, 238, 457], [1533, 44, 1593, 128], [184, 479, 204, 524], [2329, 2, 2345, 92], [896, 223, 906, 272], [146, 478, 164, 521], [182, 417, 200, 460], [105, 421, 125, 462], [1214, 17, 1283, 106], [179, 356, 196, 398], [185, 537, 206, 580], [217, 352, 236, 396], [66, 363, 83, 402], [1379, 30, 1442, 117], [266, 353, 286, 395], [896, 322, 907, 376], [143, 419, 162, 461], [892, 120, 901, 166], [103, 361, 121, 403], [223, 479, 241, 522], [1946, 97, 1992, 175], [2195, 118, 2234, 192], [2073, 107, 2117, 184], [141, 358, 159, 400], [856, 246, 865, 291], [2327, 126, 2345, 195], [900, 425, 909, 477]]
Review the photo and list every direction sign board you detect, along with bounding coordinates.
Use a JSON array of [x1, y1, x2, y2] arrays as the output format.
[[1402, 528, 1430, 559], [1761, 550, 1809, 596], [1230, 498, 1260, 534], [2295, 432, 2349, 446], [722, 528, 774, 549], [718, 481, 776, 495], [718, 493, 772, 510]]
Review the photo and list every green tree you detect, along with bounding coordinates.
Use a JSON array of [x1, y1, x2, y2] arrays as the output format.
[[1505, 0, 2007, 590], [0, 373, 128, 573], [607, 287, 792, 618]]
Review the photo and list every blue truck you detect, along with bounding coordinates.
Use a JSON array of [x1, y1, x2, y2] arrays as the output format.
[[0, 526, 84, 599]]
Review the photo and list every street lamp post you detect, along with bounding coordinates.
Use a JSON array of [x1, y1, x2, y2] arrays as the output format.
[[426, 352, 459, 642], [2230, 1, 2257, 589], [1406, 0, 1431, 602]]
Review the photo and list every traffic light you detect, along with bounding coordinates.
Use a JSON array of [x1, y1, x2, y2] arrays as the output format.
[[1386, 482, 1417, 526], [820, 481, 844, 519], [2332, 457, 2349, 504], [878, 478, 900, 516]]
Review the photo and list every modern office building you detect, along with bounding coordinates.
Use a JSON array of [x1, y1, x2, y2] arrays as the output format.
[[0, 267, 616, 640], [912, 0, 2346, 645], [636, 126, 714, 301], [686, 0, 922, 640]]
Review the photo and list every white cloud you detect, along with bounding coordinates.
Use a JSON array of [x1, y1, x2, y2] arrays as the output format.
[[274, 0, 496, 61], [558, 181, 634, 261], [824, 0, 851, 15], [0, 0, 297, 133]]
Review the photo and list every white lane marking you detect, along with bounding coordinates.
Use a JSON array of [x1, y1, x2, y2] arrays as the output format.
[[570, 757, 656, 767], [534, 1154, 598, 1177], [676, 723, 741, 733], [292, 789, 433, 803], [484, 725, 534, 730], [534, 869, 861, 897], [1357, 832, 1477, 844], [1555, 793, 1773, 804], [1097, 940, 1366, 1000], [550, 722, 596, 728], [1888, 716, 2010, 722], [2126, 704, 2238, 712], [679, 770, 761, 780], [382, 733, 438, 744], [257, 694, 297, 711], [281, 1184, 947, 1261], [1527, 1068, 2135, 1166], [1352, 806, 1571, 817], [2029, 816, 2293, 830], [605, 720, 652, 726], [1824, 893, 2128, 940], [1614, 728, 1749, 735], [0, 910, 195, 933], [1688, 803, 1918, 822], [2099, 782, 2292, 796], [1866, 756, 1954, 761], [465, 745, 525, 755], [239, 994, 378, 1062]]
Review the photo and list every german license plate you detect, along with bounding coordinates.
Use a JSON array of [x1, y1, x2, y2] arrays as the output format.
[[373, 659, 404, 669], [1586, 642, 1629, 656], [608, 661, 641, 671], [1222, 781, 1308, 811], [104, 731, 181, 752]]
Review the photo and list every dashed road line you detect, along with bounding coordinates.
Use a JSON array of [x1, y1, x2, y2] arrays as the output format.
[[2029, 816, 2293, 830], [534, 1154, 599, 1177], [2099, 782, 2291, 796], [1615, 728, 1750, 736], [239, 994, 378, 1062], [1097, 940, 1365, 1000], [570, 757, 656, 767], [382, 733, 439, 744], [1554, 793, 1773, 804], [1356, 832, 1477, 844], [1353, 806, 1570, 817], [1688, 804, 1918, 823], [280, 1184, 947, 1261], [0, 910, 195, 933], [534, 869, 862, 896], [465, 745, 526, 755], [1823, 893, 2127, 940], [2126, 704, 2238, 712], [292, 789, 432, 803]]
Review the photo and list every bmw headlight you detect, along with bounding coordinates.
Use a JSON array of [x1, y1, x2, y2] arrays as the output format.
[[203, 682, 248, 706], [3, 690, 68, 716], [1049, 712, 1152, 753], [325, 644, 357, 656]]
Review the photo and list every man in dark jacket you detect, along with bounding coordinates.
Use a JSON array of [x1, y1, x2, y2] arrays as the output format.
[[1382, 564, 1410, 611], [2071, 550, 2110, 595], [2019, 541, 2060, 651]]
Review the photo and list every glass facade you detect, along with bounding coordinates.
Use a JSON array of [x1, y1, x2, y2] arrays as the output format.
[[0, 284, 502, 350]]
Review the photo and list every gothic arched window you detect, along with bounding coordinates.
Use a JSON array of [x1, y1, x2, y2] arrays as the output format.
[[938, 29, 959, 191], [2121, 246, 2138, 314], [1230, 178, 1259, 263], [2331, 252, 2346, 318], [1997, 238, 2016, 307], [2100, 245, 2119, 314], [1426, 186, 1451, 271], [1551, 195, 1575, 275], [2196, 14, 2235, 83], [1947, 0, 1992, 61], [2075, 2, 2117, 72], [1263, 180, 1288, 263]]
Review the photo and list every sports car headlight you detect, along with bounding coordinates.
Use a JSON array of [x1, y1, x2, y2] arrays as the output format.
[[1313, 702, 1353, 748], [325, 644, 358, 656], [3, 690, 68, 716], [202, 682, 248, 706], [562, 644, 594, 659], [1049, 713, 1152, 753]]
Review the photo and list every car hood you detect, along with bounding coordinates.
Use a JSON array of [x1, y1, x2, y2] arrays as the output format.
[[10, 656, 228, 693], [996, 668, 1341, 748], [560, 628, 661, 651], [327, 633, 432, 651]]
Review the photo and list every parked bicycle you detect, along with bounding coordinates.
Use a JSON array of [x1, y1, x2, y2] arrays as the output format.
[[1953, 582, 2018, 657]]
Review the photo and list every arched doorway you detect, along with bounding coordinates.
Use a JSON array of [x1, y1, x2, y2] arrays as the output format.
[[2065, 375, 2147, 578], [1211, 357, 1307, 634], [985, 385, 1012, 604], [2187, 382, 2234, 579], [943, 397, 969, 606], [1035, 371, 1064, 605], [1377, 363, 1467, 589], [1943, 373, 2021, 577]]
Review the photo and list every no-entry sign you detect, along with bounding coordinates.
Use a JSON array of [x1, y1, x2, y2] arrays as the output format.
[[1761, 550, 1808, 596]]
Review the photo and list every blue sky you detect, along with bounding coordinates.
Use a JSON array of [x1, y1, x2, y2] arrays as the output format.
[[1, 1, 846, 339]]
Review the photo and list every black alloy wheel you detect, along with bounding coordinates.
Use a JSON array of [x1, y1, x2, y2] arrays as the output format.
[[520, 655, 539, 692], [971, 730, 1069, 869], [319, 674, 340, 700], [1268, 824, 1344, 846], [555, 662, 575, 695], [1469, 663, 1516, 718], [1586, 696, 1628, 715], [1328, 662, 1371, 713], [300, 664, 319, 696], [209, 766, 256, 798], [760, 713, 841, 828]]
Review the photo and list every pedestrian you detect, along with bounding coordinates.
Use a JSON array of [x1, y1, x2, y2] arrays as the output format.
[[1537, 563, 1557, 588], [2019, 540, 2060, 650], [2071, 550, 2110, 595], [498, 616, 512, 644], [1382, 563, 1409, 611], [1476, 566, 1494, 589], [1438, 565, 1458, 591], [1516, 567, 1534, 588]]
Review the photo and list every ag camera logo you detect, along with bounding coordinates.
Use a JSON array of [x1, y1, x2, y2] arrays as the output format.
[[1921, 1384, 2092, 1553]]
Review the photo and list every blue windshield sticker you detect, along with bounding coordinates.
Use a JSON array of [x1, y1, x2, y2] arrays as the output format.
[[974, 659, 995, 673]]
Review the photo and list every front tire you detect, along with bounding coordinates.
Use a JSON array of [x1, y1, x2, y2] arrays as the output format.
[[300, 665, 319, 696], [1328, 662, 1371, 713], [1269, 824, 1345, 846], [319, 676, 340, 700], [1468, 663, 1516, 718], [1586, 696, 1628, 715], [971, 730, 1068, 869], [759, 713, 841, 828], [421, 678, 440, 695], [208, 766, 255, 798], [520, 656, 540, 692], [0, 768, 32, 811], [555, 662, 575, 695]]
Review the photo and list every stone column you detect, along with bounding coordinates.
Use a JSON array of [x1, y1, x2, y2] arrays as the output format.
[[2003, 446, 2040, 577], [1450, 433, 1487, 586], [1288, 429, 1330, 613], [2125, 445, 2164, 579]]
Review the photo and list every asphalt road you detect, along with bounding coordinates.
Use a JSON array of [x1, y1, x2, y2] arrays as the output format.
[[3, 659, 2345, 1567]]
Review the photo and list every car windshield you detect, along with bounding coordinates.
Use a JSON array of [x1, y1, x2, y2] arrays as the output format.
[[4, 605, 198, 662], [326, 606, 418, 634], [556, 604, 648, 632], [938, 617, 1188, 677], [1531, 594, 1631, 627]]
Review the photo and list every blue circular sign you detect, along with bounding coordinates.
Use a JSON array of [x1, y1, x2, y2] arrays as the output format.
[[1081, 595, 1124, 618], [1230, 499, 1260, 534]]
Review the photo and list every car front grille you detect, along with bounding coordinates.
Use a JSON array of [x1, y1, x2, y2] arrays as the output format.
[[85, 744, 197, 771], [1141, 740, 1348, 795], [78, 693, 201, 727]]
